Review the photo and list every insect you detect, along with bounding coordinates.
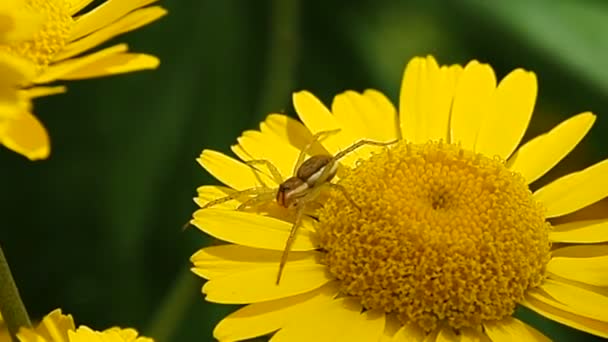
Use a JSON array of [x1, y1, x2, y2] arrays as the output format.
[[201, 129, 398, 284]]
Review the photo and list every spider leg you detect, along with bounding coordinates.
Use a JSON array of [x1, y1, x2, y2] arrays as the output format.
[[245, 159, 284, 185], [200, 187, 272, 209], [325, 183, 360, 211], [315, 138, 399, 185], [237, 190, 277, 210], [276, 184, 327, 285], [293, 129, 341, 175]]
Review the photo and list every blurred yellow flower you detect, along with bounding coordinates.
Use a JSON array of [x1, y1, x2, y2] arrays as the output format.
[[191, 56, 608, 341], [0, 0, 167, 160], [10, 309, 153, 342]]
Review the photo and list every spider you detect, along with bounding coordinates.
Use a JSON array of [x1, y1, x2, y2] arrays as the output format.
[[201, 129, 398, 284]]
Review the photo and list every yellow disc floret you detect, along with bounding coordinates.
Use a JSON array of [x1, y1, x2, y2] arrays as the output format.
[[317, 141, 551, 332], [0, 0, 73, 69]]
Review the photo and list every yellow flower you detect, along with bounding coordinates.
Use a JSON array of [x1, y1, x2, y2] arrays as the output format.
[[0, 0, 166, 160], [8, 309, 153, 342], [191, 55, 608, 341]]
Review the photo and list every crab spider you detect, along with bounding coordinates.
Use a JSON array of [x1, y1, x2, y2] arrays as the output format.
[[201, 130, 398, 284]]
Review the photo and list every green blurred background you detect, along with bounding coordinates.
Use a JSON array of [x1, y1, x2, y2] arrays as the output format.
[[2, 0, 608, 341]]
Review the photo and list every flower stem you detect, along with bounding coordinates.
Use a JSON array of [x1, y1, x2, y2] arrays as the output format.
[[254, 0, 300, 122], [0, 245, 31, 341]]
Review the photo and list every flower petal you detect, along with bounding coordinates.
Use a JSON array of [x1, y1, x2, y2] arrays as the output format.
[[362, 89, 399, 140], [190, 245, 320, 280], [23, 86, 67, 99], [197, 150, 275, 190], [391, 324, 426, 342], [475, 69, 537, 160], [533, 159, 608, 218], [292, 91, 359, 160], [549, 219, 608, 243], [332, 90, 398, 141], [507, 112, 595, 184], [69, 0, 95, 15], [192, 209, 317, 251], [194, 185, 236, 209], [338, 309, 385, 342], [259, 114, 327, 156], [484, 316, 550, 342], [237, 130, 300, 178], [522, 291, 608, 338], [34, 44, 128, 83], [56, 6, 167, 61], [270, 298, 366, 342], [547, 254, 608, 286], [1, 111, 49, 160], [552, 244, 608, 258], [202, 262, 331, 304], [541, 279, 608, 322], [450, 61, 496, 151], [213, 282, 338, 341], [70, 0, 159, 40], [53, 52, 159, 80], [400, 56, 461, 144]]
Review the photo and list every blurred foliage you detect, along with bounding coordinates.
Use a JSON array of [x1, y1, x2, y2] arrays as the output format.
[[1, 0, 607, 341]]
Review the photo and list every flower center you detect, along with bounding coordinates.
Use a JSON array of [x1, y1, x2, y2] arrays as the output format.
[[316, 141, 551, 332], [0, 0, 73, 70]]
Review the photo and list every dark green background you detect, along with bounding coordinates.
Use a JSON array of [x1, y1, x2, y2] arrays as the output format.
[[1, 0, 607, 341]]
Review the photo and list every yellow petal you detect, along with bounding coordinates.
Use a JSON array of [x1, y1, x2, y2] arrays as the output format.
[[270, 298, 365, 342], [507, 112, 595, 184], [214, 282, 338, 341], [190, 244, 320, 280], [70, 0, 159, 40], [550, 219, 608, 243], [194, 185, 237, 209], [69, 0, 95, 15], [197, 149, 275, 190], [547, 254, 608, 286], [400, 56, 461, 143], [202, 262, 331, 304], [483, 316, 550, 342], [237, 130, 300, 178], [259, 114, 328, 156], [54, 52, 159, 80], [23, 86, 67, 99], [56, 6, 167, 61], [450, 61, 496, 151], [338, 309, 385, 342], [541, 279, 608, 322], [332, 90, 398, 141], [436, 326, 490, 342], [192, 209, 317, 251], [391, 324, 426, 342], [552, 244, 608, 258], [34, 44, 128, 83], [522, 291, 608, 338], [17, 309, 75, 342], [362, 89, 399, 140], [2, 111, 49, 160], [533, 159, 608, 218], [292, 91, 359, 161], [0, 53, 37, 88], [475, 69, 537, 160]]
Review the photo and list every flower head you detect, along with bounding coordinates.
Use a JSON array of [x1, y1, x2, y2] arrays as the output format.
[[12, 309, 153, 342], [191, 55, 608, 341], [0, 0, 166, 160]]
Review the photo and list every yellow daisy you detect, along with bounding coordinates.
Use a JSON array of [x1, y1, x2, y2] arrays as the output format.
[[9, 309, 153, 342], [0, 0, 166, 160], [190, 55, 608, 341]]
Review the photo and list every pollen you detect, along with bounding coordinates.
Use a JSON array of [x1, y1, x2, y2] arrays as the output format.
[[316, 141, 551, 332], [0, 0, 73, 69]]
